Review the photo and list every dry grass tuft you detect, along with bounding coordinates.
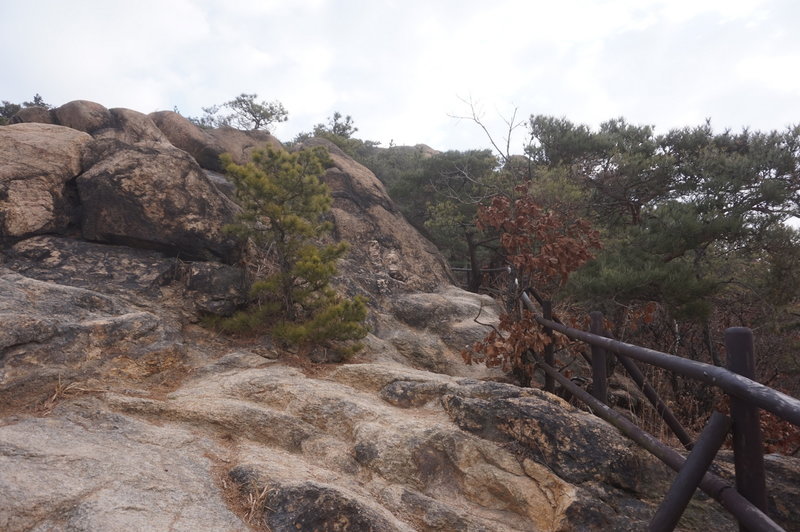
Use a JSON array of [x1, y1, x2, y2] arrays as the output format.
[[37, 375, 107, 416], [244, 484, 273, 526]]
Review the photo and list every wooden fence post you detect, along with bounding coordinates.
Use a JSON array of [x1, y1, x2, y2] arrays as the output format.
[[543, 301, 554, 393], [614, 352, 694, 450], [590, 311, 607, 404], [725, 327, 768, 530], [649, 411, 731, 531]]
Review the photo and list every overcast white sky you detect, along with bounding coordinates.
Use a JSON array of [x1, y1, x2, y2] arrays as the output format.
[[1, 0, 799, 152]]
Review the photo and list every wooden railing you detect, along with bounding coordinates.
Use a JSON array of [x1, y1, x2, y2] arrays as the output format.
[[519, 292, 800, 532]]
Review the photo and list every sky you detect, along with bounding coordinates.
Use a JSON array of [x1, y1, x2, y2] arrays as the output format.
[[1, 0, 799, 153]]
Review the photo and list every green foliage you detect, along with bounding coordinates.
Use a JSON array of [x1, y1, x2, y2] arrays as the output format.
[[291, 112, 377, 157], [379, 149, 499, 250], [0, 102, 20, 126], [315, 111, 358, 139], [355, 145, 504, 290], [518, 115, 800, 322], [218, 146, 368, 356], [190, 93, 288, 131], [0, 93, 52, 125]]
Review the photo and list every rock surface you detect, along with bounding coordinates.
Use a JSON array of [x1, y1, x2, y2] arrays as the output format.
[[305, 138, 452, 296], [0, 401, 247, 531], [6, 101, 248, 261], [149, 110, 282, 171], [3, 352, 774, 531], [0, 123, 91, 237], [77, 140, 240, 260]]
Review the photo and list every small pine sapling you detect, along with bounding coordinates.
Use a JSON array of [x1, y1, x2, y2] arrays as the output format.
[[218, 146, 368, 357]]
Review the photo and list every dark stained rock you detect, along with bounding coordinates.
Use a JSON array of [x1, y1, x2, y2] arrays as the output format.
[[441, 392, 664, 491], [437, 385, 742, 531], [4, 236, 247, 318], [379, 379, 450, 408], [398, 488, 490, 532], [5, 235, 176, 295], [229, 472, 402, 532], [711, 450, 800, 531], [97, 107, 170, 146], [0, 236, 247, 410], [177, 260, 247, 316], [0, 268, 183, 408], [203, 169, 236, 198], [77, 139, 240, 261], [149, 110, 229, 171], [764, 453, 800, 529], [262, 482, 402, 532], [298, 138, 452, 298]]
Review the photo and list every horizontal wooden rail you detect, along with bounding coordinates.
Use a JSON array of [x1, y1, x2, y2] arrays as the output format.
[[614, 350, 694, 449], [450, 266, 510, 273], [520, 293, 800, 427], [537, 358, 784, 532]]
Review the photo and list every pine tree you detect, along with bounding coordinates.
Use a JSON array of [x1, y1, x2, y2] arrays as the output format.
[[218, 146, 368, 358]]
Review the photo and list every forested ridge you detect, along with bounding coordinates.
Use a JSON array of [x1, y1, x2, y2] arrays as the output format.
[[343, 113, 800, 453]]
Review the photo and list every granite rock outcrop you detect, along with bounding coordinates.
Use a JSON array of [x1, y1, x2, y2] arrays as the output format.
[[1, 101, 797, 531]]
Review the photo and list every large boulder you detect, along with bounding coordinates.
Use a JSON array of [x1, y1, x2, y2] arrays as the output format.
[[77, 140, 240, 261], [96, 107, 170, 146], [16, 100, 169, 147], [9, 101, 243, 260], [0, 123, 91, 238], [53, 100, 113, 134], [11, 105, 54, 124], [148, 110, 228, 171], [148, 111, 282, 171], [206, 125, 283, 164]]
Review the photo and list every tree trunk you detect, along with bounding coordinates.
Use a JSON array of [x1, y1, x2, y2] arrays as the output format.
[[465, 230, 482, 293]]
